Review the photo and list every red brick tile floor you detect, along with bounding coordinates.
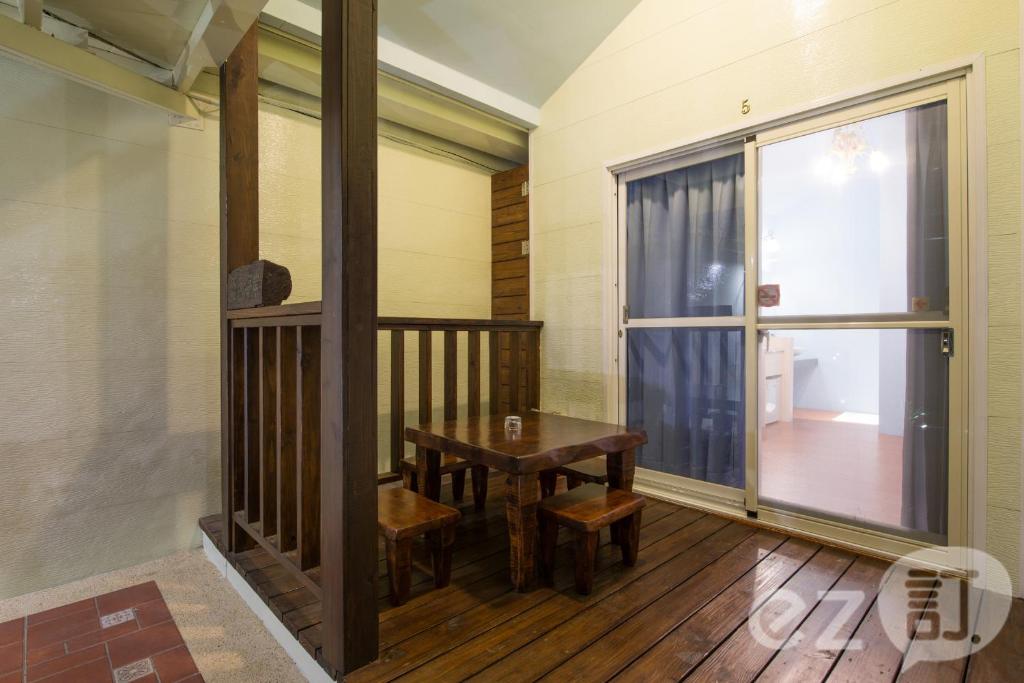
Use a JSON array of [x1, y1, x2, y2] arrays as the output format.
[[0, 581, 203, 683]]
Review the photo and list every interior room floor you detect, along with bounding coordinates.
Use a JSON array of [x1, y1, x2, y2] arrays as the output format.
[[761, 408, 904, 529], [205, 476, 1022, 682]]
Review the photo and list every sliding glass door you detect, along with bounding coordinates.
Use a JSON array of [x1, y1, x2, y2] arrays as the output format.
[[619, 146, 748, 494], [618, 79, 967, 550]]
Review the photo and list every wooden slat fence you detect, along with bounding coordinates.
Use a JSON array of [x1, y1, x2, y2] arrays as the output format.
[[223, 302, 542, 608]]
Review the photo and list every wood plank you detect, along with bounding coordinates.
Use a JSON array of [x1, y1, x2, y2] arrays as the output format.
[[826, 573, 938, 682], [554, 537, 819, 681], [348, 505, 703, 682], [528, 330, 540, 410], [493, 295, 529, 316], [492, 221, 528, 245], [488, 331, 499, 414], [219, 22, 260, 553], [259, 327, 278, 539], [492, 276, 528, 298], [230, 330, 247, 535], [493, 258, 529, 281], [443, 330, 457, 421], [900, 576, 980, 683], [277, 327, 298, 553], [390, 330, 405, 473], [244, 328, 260, 523], [492, 201, 529, 227], [491, 164, 527, 192], [467, 330, 481, 418], [401, 510, 724, 681], [757, 555, 888, 682], [492, 185, 527, 210], [320, 0, 380, 672], [296, 326, 321, 571], [638, 546, 854, 681], [474, 528, 783, 681], [418, 331, 431, 423], [493, 240, 528, 263], [508, 331, 521, 412], [967, 598, 1024, 682]]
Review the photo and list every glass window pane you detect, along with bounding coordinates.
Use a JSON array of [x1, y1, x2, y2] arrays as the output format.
[[758, 329, 948, 542], [627, 327, 745, 488], [759, 101, 949, 318], [626, 153, 745, 318]]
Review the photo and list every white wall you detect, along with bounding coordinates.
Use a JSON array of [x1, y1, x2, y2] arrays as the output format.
[[530, 0, 1020, 590], [0, 54, 491, 599]]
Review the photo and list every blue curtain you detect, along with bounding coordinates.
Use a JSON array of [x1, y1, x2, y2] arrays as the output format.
[[626, 154, 745, 318], [902, 102, 950, 538], [627, 328, 745, 487], [625, 152, 746, 488]]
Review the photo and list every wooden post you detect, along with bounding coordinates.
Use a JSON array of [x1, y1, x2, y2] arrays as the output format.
[[320, 0, 379, 675], [220, 24, 259, 553]]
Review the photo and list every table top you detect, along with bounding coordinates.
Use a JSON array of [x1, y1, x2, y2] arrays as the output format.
[[404, 412, 647, 474]]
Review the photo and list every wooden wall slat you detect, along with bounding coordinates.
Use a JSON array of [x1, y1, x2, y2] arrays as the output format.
[[390, 330, 405, 472], [277, 327, 298, 553], [443, 330, 457, 421], [260, 327, 278, 539], [493, 259, 529, 281], [493, 241, 528, 263], [492, 202, 528, 227], [297, 326, 321, 570], [492, 221, 528, 245], [492, 186, 526, 210], [419, 331, 432, 424], [467, 330, 481, 418], [491, 165, 527, 192], [493, 277, 528, 298], [494, 296, 530, 316]]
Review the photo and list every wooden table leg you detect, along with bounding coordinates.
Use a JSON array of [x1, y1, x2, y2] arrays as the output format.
[[416, 446, 442, 501], [606, 448, 635, 491], [506, 472, 539, 592], [607, 448, 635, 544]]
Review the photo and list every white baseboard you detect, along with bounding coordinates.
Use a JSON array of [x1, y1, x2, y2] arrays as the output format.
[[199, 530, 334, 683]]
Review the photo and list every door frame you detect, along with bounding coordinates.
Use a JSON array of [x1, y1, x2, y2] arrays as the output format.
[[600, 56, 988, 574]]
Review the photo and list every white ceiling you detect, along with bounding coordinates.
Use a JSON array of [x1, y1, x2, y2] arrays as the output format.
[[44, 0, 210, 68], [377, 0, 641, 108], [284, 0, 642, 109]]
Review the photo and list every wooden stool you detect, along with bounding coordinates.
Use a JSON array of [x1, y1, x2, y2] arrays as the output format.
[[538, 483, 645, 595], [399, 455, 489, 510], [539, 458, 609, 497], [378, 487, 461, 606]]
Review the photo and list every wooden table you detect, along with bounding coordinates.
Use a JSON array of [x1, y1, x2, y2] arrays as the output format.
[[405, 412, 647, 591]]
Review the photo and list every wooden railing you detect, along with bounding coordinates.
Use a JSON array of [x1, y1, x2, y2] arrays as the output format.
[[223, 301, 542, 601]]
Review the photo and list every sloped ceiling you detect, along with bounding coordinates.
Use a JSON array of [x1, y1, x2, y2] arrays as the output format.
[[377, 0, 642, 107], [44, 0, 209, 68], [284, 0, 642, 109]]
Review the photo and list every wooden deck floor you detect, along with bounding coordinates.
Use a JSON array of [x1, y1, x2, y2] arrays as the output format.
[[200, 477, 1023, 682]]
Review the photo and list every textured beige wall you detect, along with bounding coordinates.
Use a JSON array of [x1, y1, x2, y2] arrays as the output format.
[[530, 0, 1021, 589], [0, 54, 491, 599]]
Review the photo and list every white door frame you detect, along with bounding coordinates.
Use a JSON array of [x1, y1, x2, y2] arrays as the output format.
[[600, 55, 989, 574]]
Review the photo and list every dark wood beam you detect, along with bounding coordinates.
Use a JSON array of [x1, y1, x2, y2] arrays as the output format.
[[220, 24, 260, 553], [320, 0, 379, 675]]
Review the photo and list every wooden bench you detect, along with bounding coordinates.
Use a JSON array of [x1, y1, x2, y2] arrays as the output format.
[[538, 483, 646, 594], [399, 455, 489, 510], [539, 458, 609, 497], [378, 487, 461, 606]]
